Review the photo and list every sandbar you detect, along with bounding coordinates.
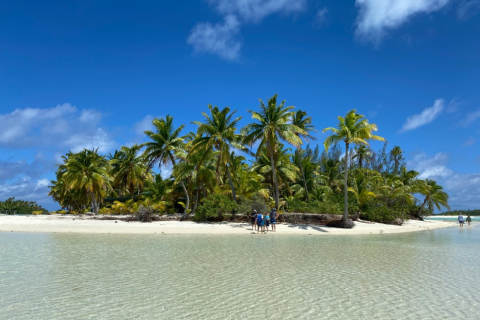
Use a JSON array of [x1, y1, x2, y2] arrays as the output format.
[[0, 214, 457, 235]]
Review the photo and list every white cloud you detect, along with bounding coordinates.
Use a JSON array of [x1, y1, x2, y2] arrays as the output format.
[[408, 152, 452, 180], [457, 0, 480, 20], [0, 104, 116, 152], [400, 99, 444, 132], [208, 0, 306, 22], [187, 15, 242, 61], [444, 173, 480, 210], [134, 115, 156, 137], [313, 7, 329, 28], [188, 0, 307, 60], [355, 0, 450, 42], [461, 109, 480, 127], [0, 103, 75, 145], [0, 176, 56, 210], [408, 152, 480, 210]]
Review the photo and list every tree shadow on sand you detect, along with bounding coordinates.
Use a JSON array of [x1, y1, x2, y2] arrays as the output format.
[[287, 224, 328, 233]]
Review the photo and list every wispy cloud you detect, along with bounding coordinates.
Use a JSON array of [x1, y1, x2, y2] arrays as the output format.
[[355, 0, 450, 43], [313, 7, 329, 28], [400, 99, 444, 132], [463, 137, 476, 146], [188, 0, 306, 60], [188, 15, 242, 61], [208, 0, 306, 22], [457, 0, 480, 20], [460, 109, 480, 127]]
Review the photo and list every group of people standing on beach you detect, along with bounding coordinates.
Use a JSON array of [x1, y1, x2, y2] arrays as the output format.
[[458, 214, 472, 228], [251, 208, 278, 234]]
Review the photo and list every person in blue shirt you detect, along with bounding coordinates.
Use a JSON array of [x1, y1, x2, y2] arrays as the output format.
[[256, 212, 264, 234], [458, 214, 464, 228], [264, 212, 270, 232]]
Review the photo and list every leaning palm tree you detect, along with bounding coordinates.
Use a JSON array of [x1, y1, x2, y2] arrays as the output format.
[[417, 179, 450, 216], [189, 105, 246, 203], [143, 115, 190, 213], [242, 94, 306, 209], [323, 110, 385, 222], [291, 110, 317, 201]]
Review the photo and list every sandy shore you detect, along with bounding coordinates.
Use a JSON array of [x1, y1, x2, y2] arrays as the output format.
[[0, 214, 457, 235]]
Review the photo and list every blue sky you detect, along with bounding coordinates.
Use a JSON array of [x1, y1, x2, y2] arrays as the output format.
[[1, 0, 479, 211]]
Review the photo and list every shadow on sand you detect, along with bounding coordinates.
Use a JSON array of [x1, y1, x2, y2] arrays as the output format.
[[287, 224, 329, 233]]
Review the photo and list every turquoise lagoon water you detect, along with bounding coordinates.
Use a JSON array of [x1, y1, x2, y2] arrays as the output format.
[[1, 225, 479, 320]]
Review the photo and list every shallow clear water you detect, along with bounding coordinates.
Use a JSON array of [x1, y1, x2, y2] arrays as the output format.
[[1, 225, 479, 320]]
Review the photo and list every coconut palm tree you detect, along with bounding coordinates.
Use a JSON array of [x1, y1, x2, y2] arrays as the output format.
[[60, 149, 112, 214], [390, 145, 404, 175], [189, 105, 245, 202], [110, 144, 151, 200], [323, 110, 385, 222], [352, 145, 372, 169], [291, 110, 317, 201], [143, 115, 190, 213], [242, 94, 306, 209], [417, 179, 450, 215]]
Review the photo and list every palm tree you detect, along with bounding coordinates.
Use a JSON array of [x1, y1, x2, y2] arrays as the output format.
[[352, 145, 372, 169], [323, 110, 385, 222], [242, 94, 306, 209], [390, 146, 404, 175], [110, 144, 151, 200], [143, 115, 190, 213], [291, 110, 317, 201], [417, 179, 450, 215], [189, 105, 245, 203], [60, 149, 112, 214]]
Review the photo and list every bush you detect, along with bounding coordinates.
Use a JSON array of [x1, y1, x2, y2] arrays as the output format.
[[193, 194, 238, 222], [286, 199, 341, 215], [238, 192, 270, 215], [361, 201, 404, 224]]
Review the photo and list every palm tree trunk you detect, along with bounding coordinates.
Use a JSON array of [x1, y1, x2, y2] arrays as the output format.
[[193, 185, 199, 213], [297, 149, 310, 202], [169, 154, 190, 215], [343, 142, 349, 221], [269, 148, 280, 209], [418, 197, 428, 216], [226, 164, 237, 203]]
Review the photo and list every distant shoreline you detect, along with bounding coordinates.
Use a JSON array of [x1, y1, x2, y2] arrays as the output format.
[[0, 214, 457, 235]]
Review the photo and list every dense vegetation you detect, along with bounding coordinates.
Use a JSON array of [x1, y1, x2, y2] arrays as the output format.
[[0, 197, 48, 214], [48, 94, 451, 224], [441, 209, 480, 216]]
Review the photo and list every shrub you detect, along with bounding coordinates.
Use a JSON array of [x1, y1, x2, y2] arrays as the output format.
[[361, 201, 404, 224], [238, 192, 270, 215], [32, 211, 43, 215], [193, 194, 238, 222]]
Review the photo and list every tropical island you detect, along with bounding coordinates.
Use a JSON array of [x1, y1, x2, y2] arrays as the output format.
[[41, 94, 452, 231]]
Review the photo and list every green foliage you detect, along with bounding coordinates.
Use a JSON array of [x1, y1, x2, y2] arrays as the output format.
[[0, 197, 48, 214], [238, 192, 270, 215], [193, 194, 238, 221], [361, 201, 403, 224], [286, 198, 341, 214], [441, 209, 480, 216]]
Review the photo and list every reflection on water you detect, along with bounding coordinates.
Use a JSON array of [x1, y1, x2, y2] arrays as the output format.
[[1, 225, 479, 320]]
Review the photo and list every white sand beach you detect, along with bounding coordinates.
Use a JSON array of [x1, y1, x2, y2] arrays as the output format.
[[0, 214, 457, 235]]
